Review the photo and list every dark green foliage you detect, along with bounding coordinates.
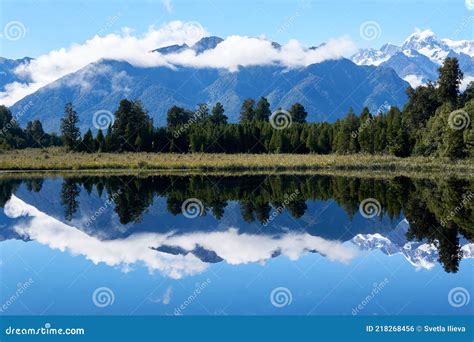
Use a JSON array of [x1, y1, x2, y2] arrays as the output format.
[[254, 97, 271, 122], [357, 107, 374, 154], [166, 105, 190, 127], [60, 103, 81, 151], [386, 107, 409, 157], [239, 98, 255, 123], [437, 57, 463, 104], [80, 129, 95, 152], [210, 102, 228, 125], [289, 103, 308, 123]]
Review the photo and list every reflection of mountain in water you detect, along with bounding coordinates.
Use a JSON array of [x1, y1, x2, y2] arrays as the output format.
[[352, 219, 474, 270], [3, 195, 359, 279], [0, 175, 472, 274]]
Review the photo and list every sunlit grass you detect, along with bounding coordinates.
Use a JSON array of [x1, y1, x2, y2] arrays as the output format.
[[0, 147, 472, 176]]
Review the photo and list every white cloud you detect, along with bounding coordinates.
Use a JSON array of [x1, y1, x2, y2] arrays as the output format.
[[5, 195, 358, 279], [403, 74, 425, 88], [0, 20, 355, 106], [162, 36, 355, 72]]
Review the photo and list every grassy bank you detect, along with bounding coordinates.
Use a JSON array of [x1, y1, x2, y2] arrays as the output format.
[[0, 147, 473, 175]]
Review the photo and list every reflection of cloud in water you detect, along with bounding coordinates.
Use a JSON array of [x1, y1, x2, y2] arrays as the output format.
[[5, 195, 358, 279]]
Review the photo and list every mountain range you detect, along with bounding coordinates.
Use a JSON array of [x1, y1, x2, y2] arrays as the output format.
[[352, 29, 474, 87], [2, 29, 473, 132]]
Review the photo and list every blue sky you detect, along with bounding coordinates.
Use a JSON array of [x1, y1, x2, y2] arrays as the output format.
[[0, 0, 473, 59]]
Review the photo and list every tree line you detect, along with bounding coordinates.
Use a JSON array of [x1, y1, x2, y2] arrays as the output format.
[[0, 57, 472, 160]]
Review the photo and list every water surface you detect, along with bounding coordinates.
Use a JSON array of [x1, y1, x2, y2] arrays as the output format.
[[0, 174, 472, 315]]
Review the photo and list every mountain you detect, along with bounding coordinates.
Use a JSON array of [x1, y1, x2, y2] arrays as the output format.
[[8, 40, 409, 132], [151, 36, 224, 55], [352, 29, 474, 88], [0, 57, 33, 92]]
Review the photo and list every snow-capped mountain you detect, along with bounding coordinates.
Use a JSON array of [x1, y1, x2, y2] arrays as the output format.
[[352, 29, 474, 88], [351, 219, 474, 270]]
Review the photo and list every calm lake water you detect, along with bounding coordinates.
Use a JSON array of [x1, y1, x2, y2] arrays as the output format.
[[0, 174, 472, 315]]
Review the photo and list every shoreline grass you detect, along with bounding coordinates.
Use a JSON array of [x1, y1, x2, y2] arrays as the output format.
[[0, 147, 473, 176]]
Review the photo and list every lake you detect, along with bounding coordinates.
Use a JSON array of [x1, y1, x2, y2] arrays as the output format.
[[0, 174, 472, 316]]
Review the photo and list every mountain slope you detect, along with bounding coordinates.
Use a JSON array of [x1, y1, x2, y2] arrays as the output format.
[[10, 57, 409, 132], [0, 57, 33, 92]]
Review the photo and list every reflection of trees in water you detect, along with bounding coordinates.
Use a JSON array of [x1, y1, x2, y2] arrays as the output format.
[[0, 174, 472, 273], [405, 178, 473, 273], [60, 178, 80, 221]]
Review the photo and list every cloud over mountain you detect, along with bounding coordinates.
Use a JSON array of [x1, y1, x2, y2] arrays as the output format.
[[0, 21, 355, 106]]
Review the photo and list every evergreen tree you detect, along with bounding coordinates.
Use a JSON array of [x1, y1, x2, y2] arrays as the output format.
[[195, 103, 210, 122], [25, 120, 46, 148], [335, 108, 359, 153], [254, 97, 271, 122], [437, 57, 463, 104], [239, 98, 255, 123], [95, 129, 105, 151], [166, 105, 190, 127], [210, 102, 227, 125], [357, 107, 374, 154], [60, 103, 80, 151], [81, 129, 95, 152], [386, 107, 409, 157], [289, 103, 308, 123]]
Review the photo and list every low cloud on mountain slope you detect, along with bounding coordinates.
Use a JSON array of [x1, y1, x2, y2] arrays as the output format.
[[0, 20, 355, 107]]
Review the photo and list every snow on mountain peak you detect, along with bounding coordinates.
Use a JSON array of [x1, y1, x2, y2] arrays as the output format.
[[351, 29, 474, 88]]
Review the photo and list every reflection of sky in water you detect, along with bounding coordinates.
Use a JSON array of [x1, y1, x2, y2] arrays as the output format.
[[0, 194, 472, 316]]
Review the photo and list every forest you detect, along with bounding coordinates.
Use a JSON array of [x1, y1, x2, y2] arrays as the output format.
[[0, 57, 472, 161]]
